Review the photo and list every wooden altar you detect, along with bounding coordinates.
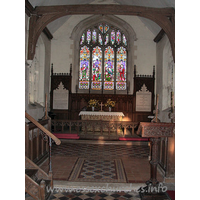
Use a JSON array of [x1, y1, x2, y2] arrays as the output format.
[[79, 111, 124, 133]]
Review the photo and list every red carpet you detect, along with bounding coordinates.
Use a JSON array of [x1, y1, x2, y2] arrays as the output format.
[[53, 133, 80, 139], [167, 190, 175, 200], [119, 137, 149, 141]]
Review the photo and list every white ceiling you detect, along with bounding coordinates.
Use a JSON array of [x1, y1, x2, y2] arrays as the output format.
[[28, 0, 175, 35]]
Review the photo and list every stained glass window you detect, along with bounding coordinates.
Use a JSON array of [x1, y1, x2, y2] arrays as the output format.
[[116, 47, 126, 90], [104, 46, 114, 90], [111, 30, 115, 45], [80, 33, 85, 45], [79, 46, 90, 89], [92, 47, 102, 90], [104, 24, 109, 33], [99, 24, 103, 33], [79, 24, 128, 91], [105, 34, 109, 45], [99, 34, 103, 45], [87, 29, 91, 44], [92, 30, 97, 44], [123, 34, 127, 46], [116, 30, 121, 45]]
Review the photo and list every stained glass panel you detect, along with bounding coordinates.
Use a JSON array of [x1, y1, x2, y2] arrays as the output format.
[[105, 34, 109, 45], [80, 33, 85, 45], [116, 30, 121, 45], [87, 29, 91, 44], [92, 30, 97, 43], [123, 34, 127, 46], [104, 24, 109, 33], [79, 46, 90, 89], [92, 47, 102, 90], [99, 34, 103, 45], [104, 46, 114, 90], [99, 24, 103, 33], [111, 30, 115, 45], [116, 47, 126, 90]]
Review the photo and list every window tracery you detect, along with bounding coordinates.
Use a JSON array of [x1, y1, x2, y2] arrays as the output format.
[[79, 23, 127, 91]]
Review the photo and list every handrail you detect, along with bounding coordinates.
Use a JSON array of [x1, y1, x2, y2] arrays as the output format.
[[25, 112, 61, 145]]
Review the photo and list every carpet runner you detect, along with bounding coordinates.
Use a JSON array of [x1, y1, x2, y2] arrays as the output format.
[[119, 137, 149, 141], [53, 133, 80, 139], [68, 158, 127, 183]]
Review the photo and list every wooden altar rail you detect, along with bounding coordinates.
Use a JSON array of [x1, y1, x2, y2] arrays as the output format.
[[25, 118, 50, 165], [51, 120, 139, 136]]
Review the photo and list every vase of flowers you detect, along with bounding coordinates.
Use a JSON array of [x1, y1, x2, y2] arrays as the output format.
[[105, 99, 116, 112], [88, 99, 99, 111]]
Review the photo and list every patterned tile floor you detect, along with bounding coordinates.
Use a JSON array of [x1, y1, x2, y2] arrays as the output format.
[[51, 142, 150, 159], [49, 191, 141, 200], [41, 141, 164, 183], [25, 140, 172, 200]]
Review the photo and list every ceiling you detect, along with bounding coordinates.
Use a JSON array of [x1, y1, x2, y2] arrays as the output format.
[[28, 0, 175, 36]]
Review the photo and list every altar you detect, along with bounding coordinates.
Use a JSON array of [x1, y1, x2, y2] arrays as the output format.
[[79, 111, 124, 133], [79, 111, 124, 121]]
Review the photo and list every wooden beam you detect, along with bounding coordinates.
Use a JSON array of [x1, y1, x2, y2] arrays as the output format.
[[25, 0, 34, 17], [26, 0, 53, 40], [27, 4, 175, 62], [43, 27, 53, 40], [35, 5, 175, 17], [154, 29, 165, 43]]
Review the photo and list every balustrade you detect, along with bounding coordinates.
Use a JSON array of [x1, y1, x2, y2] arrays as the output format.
[[51, 119, 139, 138]]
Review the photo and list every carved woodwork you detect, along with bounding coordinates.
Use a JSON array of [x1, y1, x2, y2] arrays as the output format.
[[26, 112, 61, 145], [137, 122, 175, 199], [26, 2, 175, 61], [25, 119, 50, 165], [50, 65, 155, 122], [25, 156, 53, 200]]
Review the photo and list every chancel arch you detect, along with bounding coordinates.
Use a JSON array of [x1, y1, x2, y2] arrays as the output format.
[[70, 15, 137, 94]]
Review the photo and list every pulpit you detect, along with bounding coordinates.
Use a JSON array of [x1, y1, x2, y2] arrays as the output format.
[[137, 122, 175, 199]]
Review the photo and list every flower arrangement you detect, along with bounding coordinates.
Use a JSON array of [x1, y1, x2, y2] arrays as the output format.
[[105, 99, 116, 108], [88, 99, 99, 108]]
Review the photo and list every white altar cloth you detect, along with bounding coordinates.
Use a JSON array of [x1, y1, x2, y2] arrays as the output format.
[[79, 111, 124, 117]]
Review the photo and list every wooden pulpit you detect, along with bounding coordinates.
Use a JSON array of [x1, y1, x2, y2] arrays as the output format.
[[137, 122, 175, 199]]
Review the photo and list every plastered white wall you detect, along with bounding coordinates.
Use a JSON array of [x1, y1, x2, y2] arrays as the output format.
[[25, 14, 51, 120], [51, 15, 156, 76]]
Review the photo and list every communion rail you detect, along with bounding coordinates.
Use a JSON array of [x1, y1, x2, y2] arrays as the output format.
[[51, 119, 139, 136]]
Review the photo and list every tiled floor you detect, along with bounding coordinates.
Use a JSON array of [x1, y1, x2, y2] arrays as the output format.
[[25, 140, 173, 200], [41, 140, 164, 183], [49, 191, 141, 200]]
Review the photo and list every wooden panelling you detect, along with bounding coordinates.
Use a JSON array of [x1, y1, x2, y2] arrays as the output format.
[[50, 65, 155, 122]]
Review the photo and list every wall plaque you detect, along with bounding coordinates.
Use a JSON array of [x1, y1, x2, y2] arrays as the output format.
[[53, 82, 69, 110], [136, 84, 151, 112]]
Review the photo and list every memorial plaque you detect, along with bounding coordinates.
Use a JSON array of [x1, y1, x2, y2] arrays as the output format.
[[136, 84, 151, 112], [53, 82, 69, 110]]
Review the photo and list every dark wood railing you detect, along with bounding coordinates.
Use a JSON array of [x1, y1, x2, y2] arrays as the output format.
[[25, 112, 61, 164], [51, 119, 139, 137]]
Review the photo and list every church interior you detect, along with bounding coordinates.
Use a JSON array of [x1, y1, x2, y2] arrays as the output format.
[[24, 0, 178, 199]]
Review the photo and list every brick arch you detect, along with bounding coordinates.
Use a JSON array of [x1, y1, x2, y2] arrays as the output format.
[[27, 5, 175, 61]]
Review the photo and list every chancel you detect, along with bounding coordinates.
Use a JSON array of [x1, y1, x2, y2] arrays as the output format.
[[25, 0, 175, 199]]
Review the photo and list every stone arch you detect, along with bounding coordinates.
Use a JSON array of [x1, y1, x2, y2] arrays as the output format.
[[70, 15, 137, 94]]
